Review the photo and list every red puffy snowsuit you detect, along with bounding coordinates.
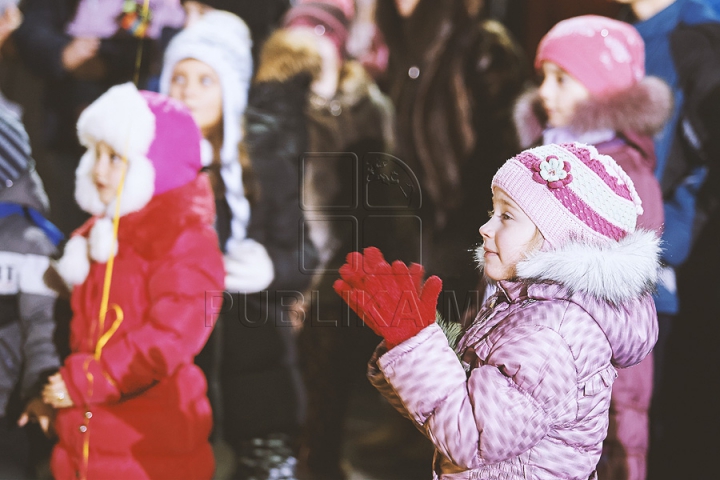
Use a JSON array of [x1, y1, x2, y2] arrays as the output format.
[[51, 176, 224, 480]]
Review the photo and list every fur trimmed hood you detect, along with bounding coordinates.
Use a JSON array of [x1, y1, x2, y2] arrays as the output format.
[[514, 76, 673, 149], [255, 28, 380, 109], [476, 230, 660, 367], [475, 229, 661, 305]]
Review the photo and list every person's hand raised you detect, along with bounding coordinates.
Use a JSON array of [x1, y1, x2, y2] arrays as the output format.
[[334, 247, 442, 349], [62, 37, 100, 72]]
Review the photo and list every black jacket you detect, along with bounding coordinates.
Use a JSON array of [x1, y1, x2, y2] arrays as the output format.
[[217, 73, 318, 442], [13, 0, 148, 153]]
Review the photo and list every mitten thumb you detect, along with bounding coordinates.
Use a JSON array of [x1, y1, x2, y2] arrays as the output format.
[[419, 275, 442, 323]]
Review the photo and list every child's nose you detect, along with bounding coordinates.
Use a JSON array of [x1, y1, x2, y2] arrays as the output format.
[[538, 78, 553, 101], [93, 155, 110, 179], [479, 220, 492, 239]]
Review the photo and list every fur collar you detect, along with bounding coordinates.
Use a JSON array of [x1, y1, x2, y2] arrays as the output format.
[[254, 28, 322, 84], [255, 28, 379, 109], [514, 77, 673, 149], [308, 60, 382, 112], [475, 230, 661, 305]]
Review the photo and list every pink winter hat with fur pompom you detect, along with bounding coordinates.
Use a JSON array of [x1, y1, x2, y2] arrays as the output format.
[[536, 15, 645, 96], [492, 142, 644, 249], [75, 83, 202, 218]]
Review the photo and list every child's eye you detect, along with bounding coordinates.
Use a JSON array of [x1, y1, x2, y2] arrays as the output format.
[[172, 74, 187, 86], [111, 154, 123, 163], [501, 212, 512, 220], [201, 76, 214, 87]]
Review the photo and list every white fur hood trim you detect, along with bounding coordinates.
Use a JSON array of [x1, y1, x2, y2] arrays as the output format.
[[477, 230, 661, 305], [517, 230, 660, 304]]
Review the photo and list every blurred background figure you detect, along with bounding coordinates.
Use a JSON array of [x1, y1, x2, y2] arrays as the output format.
[[163, 9, 319, 480], [614, 1, 720, 479], [0, 105, 61, 480], [258, 1, 399, 478], [180, 0, 291, 62], [515, 15, 671, 480], [375, 0, 526, 311], [10, 0, 184, 236]]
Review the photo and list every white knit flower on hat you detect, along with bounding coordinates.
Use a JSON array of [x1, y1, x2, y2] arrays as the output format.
[[539, 156, 567, 182], [534, 155, 573, 189]]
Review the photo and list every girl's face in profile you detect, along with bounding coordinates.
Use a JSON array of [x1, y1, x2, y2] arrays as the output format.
[[169, 58, 223, 138], [538, 61, 590, 129], [92, 142, 127, 206], [479, 188, 543, 281]]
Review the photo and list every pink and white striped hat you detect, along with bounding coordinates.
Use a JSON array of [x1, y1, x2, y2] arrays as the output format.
[[492, 143, 644, 248]]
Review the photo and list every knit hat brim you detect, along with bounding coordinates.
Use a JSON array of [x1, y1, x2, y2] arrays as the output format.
[[492, 143, 643, 248]]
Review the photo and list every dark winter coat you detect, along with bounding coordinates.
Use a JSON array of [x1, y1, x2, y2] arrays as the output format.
[[376, 0, 527, 296], [51, 176, 223, 480], [12, 0, 148, 153], [217, 72, 319, 443], [0, 171, 60, 419], [303, 60, 395, 268]]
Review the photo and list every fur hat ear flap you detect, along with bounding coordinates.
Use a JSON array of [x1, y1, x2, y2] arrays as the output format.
[[75, 83, 157, 217], [75, 147, 107, 217], [74, 145, 156, 218]]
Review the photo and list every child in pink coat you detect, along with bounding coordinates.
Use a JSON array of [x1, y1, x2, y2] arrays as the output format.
[[334, 141, 659, 479], [513, 16, 671, 478]]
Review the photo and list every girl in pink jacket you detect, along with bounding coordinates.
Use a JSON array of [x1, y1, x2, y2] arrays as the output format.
[[515, 16, 671, 479], [334, 141, 659, 479]]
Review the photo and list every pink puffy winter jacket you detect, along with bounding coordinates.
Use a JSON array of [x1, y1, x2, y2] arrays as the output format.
[[368, 231, 659, 480]]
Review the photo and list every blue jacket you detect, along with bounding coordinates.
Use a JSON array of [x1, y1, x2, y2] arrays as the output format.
[[628, 0, 720, 314]]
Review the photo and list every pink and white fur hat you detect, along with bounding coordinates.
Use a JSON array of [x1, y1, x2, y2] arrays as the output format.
[[485, 142, 660, 303], [74, 82, 202, 218], [57, 83, 203, 287]]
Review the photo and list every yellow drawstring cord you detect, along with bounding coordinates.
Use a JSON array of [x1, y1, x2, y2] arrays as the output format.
[[80, 2, 149, 472], [81, 154, 128, 480]]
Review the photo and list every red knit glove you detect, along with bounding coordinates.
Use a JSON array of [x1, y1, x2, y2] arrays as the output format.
[[333, 247, 442, 349]]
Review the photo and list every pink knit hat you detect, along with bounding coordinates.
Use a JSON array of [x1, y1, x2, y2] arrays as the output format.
[[492, 143, 644, 248], [283, 0, 355, 57], [536, 15, 645, 96]]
